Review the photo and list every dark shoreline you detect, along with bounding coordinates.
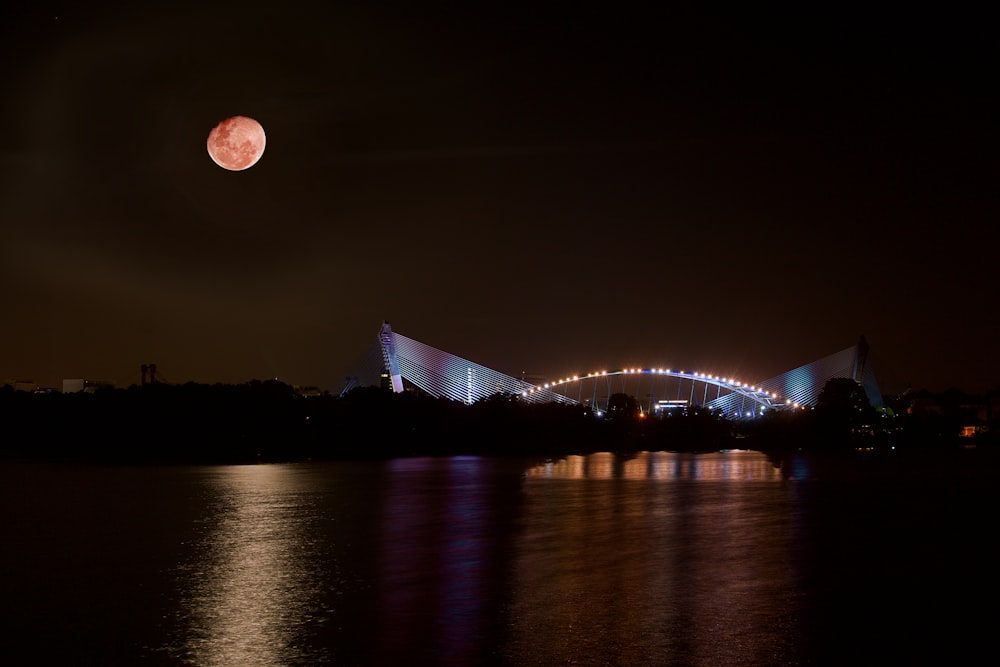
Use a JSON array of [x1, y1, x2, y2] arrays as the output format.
[[2, 381, 992, 465]]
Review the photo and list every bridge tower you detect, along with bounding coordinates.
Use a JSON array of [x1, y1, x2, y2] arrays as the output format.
[[379, 321, 404, 394], [852, 335, 871, 384]]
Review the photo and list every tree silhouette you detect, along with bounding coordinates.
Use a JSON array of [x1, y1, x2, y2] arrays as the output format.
[[814, 377, 875, 444], [606, 392, 639, 419]]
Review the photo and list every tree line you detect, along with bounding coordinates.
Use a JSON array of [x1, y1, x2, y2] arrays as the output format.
[[0, 377, 992, 464]]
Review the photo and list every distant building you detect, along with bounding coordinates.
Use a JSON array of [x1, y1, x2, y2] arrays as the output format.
[[907, 389, 991, 438], [655, 399, 689, 414]]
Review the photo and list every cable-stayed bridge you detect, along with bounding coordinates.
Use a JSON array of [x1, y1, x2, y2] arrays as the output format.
[[341, 322, 883, 420]]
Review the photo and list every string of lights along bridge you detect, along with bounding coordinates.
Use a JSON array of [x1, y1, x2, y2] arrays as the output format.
[[341, 322, 882, 421], [521, 368, 800, 418]]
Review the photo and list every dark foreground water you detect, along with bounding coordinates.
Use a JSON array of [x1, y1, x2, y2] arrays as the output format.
[[1, 448, 996, 666]]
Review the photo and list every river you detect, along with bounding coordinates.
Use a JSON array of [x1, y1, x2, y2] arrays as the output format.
[[1, 448, 995, 665]]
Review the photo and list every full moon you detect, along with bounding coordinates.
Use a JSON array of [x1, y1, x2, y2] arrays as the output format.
[[206, 116, 266, 171]]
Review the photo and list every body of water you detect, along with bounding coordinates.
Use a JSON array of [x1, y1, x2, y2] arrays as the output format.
[[1, 448, 995, 665]]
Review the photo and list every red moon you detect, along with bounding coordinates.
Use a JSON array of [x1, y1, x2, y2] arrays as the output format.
[[206, 116, 266, 171]]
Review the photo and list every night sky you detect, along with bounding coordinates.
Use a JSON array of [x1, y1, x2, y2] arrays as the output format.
[[2, 2, 997, 395]]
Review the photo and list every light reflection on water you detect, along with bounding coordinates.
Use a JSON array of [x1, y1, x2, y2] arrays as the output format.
[[6, 449, 987, 665], [373, 456, 503, 666], [526, 450, 787, 481], [511, 450, 803, 666], [161, 453, 802, 666], [167, 464, 334, 666], [163, 457, 515, 666]]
